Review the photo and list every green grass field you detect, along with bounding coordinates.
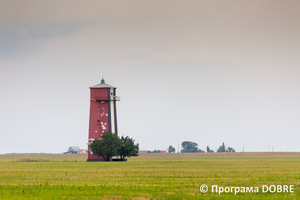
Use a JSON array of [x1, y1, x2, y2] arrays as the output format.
[[0, 152, 299, 199]]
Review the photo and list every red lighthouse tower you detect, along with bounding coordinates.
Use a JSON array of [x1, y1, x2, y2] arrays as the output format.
[[87, 79, 120, 161]]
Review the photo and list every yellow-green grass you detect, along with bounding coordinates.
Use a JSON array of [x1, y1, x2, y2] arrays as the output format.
[[0, 152, 299, 199]]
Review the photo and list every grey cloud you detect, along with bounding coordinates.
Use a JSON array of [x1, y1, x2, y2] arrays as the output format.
[[0, 20, 92, 58]]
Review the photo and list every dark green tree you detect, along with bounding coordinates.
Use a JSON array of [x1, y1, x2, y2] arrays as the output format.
[[206, 145, 214, 153], [217, 143, 236, 152], [90, 132, 120, 161], [117, 136, 139, 160], [181, 141, 199, 153], [217, 142, 226, 152], [168, 145, 175, 153], [227, 147, 236, 152], [197, 149, 205, 153]]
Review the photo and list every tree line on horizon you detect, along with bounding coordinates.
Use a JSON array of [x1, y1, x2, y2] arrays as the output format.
[[168, 141, 235, 153]]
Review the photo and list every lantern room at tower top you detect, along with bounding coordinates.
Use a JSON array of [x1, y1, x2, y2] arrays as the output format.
[[87, 78, 120, 161]]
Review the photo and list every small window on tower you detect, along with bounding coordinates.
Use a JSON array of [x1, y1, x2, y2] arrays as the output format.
[[97, 119, 100, 124]]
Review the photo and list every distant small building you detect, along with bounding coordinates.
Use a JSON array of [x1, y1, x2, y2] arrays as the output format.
[[68, 146, 80, 154], [78, 149, 87, 154]]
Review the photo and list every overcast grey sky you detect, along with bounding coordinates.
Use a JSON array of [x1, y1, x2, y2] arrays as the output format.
[[1, 0, 300, 153]]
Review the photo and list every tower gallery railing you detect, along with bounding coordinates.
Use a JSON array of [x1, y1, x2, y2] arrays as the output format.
[[93, 96, 120, 101]]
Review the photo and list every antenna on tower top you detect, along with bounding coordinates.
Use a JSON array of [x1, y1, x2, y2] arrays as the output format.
[[101, 74, 106, 84]]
